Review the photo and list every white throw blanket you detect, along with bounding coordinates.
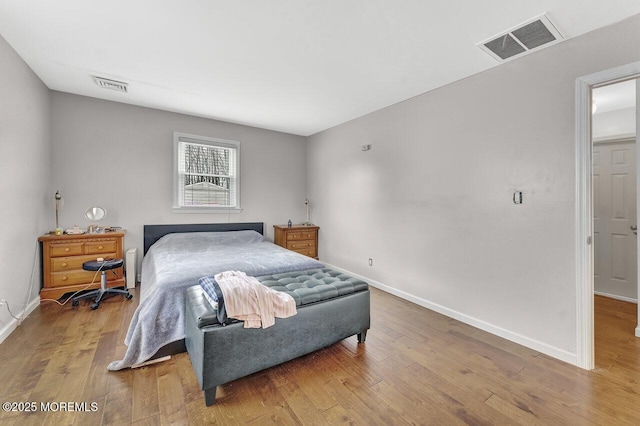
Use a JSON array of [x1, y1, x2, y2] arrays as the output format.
[[215, 270, 297, 328]]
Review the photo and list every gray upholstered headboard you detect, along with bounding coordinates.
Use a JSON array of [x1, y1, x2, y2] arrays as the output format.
[[143, 222, 264, 255]]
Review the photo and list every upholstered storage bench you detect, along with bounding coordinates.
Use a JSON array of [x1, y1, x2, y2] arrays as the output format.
[[184, 268, 370, 406]]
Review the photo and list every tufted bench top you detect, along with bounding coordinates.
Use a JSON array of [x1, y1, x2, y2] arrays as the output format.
[[188, 268, 368, 328], [255, 268, 368, 306]]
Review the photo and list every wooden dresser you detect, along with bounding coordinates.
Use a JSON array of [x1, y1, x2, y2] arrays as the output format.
[[38, 231, 125, 300], [273, 225, 319, 259]]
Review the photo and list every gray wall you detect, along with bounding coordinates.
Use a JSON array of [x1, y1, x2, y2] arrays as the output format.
[[307, 14, 640, 364], [593, 107, 636, 141], [50, 92, 308, 268], [0, 35, 51, 341]]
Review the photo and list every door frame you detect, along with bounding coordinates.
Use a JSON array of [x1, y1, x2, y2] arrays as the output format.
[[575, 60, 640, 369]]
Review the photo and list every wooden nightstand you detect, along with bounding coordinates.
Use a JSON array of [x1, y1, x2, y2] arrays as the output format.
[[273, 225, 319, 259], [38, 231, 125, 300]]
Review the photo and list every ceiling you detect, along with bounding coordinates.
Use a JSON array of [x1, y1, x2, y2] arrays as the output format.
[[1, 1, 640, 136]]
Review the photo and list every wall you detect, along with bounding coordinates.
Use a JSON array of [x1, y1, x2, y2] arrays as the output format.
[[593, 107, 636, 140], [0, 35, 51, 342], [50, 93, 308, 269], [307, 14, 640, 364]]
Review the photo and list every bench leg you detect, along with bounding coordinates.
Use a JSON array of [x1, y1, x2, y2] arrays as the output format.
[[205, 387, 217, 406], [357, 329, 368, 343]]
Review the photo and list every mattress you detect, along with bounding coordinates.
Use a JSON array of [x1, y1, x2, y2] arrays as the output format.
[[107, 230, 324, 370]]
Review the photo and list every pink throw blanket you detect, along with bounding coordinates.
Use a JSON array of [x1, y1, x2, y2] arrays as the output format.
[[214, 270, 297, 328]]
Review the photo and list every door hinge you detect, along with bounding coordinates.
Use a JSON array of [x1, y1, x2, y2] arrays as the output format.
[[587, 236, 592, 245]]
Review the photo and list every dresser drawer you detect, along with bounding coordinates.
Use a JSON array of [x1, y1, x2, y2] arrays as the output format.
[[85, 240, 117, 254], [50, 243, 84, 257], [51, 270, 100, 287], [286, 229, 317, 241], [51, 254, 114, 272], [51, 267, 123, 287]]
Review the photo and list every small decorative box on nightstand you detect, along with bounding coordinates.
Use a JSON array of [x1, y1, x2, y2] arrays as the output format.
[[38, 231, 125, 300], [273, 225, 319, 259]]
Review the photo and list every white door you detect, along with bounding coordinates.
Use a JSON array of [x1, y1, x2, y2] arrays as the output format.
[[593, 140, 637, 300]]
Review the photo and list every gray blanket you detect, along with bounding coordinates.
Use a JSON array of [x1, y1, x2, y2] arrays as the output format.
[[107, 230, 323, 370]]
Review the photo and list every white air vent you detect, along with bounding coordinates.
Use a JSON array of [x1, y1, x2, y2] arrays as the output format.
[[93, 76, 129, 93], [477, 14, 564, 62]]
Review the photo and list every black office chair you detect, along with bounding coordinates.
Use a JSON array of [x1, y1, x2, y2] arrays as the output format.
[[72, 259, 133, 310]]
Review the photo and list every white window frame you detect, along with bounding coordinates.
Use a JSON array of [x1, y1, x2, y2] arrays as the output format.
[[173, 132, 241, 212]]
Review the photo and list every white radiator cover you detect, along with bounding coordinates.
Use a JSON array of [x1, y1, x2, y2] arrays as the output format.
[[125, 248, 137, 289]]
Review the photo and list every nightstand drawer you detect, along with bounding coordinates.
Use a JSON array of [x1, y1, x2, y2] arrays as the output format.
[[287, 240, 315, 250], [86, 240, 117, 254], [286, 230, 317, 241], [291, 247, 317, 258], [50, 243, 84, 257]]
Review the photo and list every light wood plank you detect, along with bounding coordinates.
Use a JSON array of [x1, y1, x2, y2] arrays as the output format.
[[0, 288, 639, 425]]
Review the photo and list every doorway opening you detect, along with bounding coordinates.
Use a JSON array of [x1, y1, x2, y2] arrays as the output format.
[[591, 80, 637, 370], [576, 60, 640, 370]]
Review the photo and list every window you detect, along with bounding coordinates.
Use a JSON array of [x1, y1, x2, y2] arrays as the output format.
[[173, 132, 240, 210]]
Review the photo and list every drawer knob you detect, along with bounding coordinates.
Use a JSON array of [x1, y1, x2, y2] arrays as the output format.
[[62, 276, 68, 281], [64, 248, 70, 252], [98, 245, 103, 250], [62, 262, 68, 267]]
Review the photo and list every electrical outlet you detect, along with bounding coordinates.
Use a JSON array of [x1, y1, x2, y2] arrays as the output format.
[[368, 258, 373, 266]]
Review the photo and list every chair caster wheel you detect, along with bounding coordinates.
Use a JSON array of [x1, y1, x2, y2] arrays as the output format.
[[126, 294, 133, 300], [91, 303, 99, 310], [72, 300, 79, 307]]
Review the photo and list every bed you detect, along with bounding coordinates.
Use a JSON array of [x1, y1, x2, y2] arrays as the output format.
[[107, 222, 327, 370]]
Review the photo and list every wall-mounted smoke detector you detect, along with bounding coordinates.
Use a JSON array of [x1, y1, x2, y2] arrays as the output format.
[[93, 76, 129, 93], [477, 14, 564, 62]]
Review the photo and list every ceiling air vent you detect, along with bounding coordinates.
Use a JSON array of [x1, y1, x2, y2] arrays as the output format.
[[93, 76, 129, 93], [477, 14, 564, 62]]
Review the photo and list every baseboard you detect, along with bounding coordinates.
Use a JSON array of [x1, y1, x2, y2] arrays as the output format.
[[324, 263, 578, 366], [594, 291, 638, 304], [0, 297, 40, 345]]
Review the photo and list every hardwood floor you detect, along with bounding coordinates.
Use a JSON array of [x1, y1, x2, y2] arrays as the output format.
[[0, 289, 638, 425]]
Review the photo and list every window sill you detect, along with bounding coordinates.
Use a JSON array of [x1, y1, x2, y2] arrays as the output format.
[[172, 207, 243, 214]]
